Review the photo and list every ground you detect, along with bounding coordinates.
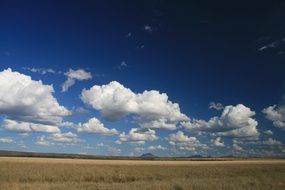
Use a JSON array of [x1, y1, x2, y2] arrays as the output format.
[[0, 157, 284, 190]]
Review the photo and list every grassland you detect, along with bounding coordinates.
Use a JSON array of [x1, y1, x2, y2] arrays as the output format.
[[0, 157, 284, 190]]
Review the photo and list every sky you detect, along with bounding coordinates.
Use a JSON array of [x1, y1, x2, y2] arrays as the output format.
[[0, 0, 285, 157]]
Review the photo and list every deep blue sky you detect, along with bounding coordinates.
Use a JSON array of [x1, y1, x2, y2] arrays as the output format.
[[0, 0, 284, 157]]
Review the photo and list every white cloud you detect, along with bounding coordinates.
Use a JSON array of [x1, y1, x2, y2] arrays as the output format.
[[3, 119, 60, 133], [18, 140, 27, 149], [262, 138, 282, 146], [22, 67, 59, 75], [73, 107, 89, 116], [264, 130, 273, 135], [51, 132, 83, 144], [97, 143, 105, 147], [182, 104, 259, 138], [107, 146, 121, 156], [148, 145, 166, 151], [34, 132, 83, 146], [168, 131, 207, 151], [126, 32, 132, 38], [138, 118, 177, 130], [59, 121, 76, 128], [0, 68, 71, 125], [120, 61, 127, 67], [62, 69, 92, 92], [77, 117, 119, 136], [0, 137, 15, 144], [258, 38, 284, 52], [263, 105, 285, 130], [144, 25, 153, 32], [34, 136, 53, 146], [134, 147, 145, 153], [211, 137, 225, 147], [215, 124, 259, 138], [209, 102, 224, 110], [118, 128, 158, 144], [169, 131, 200, 144], [81, 81, 188, 130], [232, 143, 243, 151], [234, 138, 282, 147], [258, 46, 267, 51], [115, 140, 122, 145]]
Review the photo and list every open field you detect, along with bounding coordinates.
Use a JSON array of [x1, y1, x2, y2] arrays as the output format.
[[0, 157, 284, 190]]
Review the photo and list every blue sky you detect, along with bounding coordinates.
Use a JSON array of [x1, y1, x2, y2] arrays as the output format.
[[0, 0, 285, 157]]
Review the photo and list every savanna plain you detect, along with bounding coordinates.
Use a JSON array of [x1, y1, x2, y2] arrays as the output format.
[[0, 157, 284, 190]]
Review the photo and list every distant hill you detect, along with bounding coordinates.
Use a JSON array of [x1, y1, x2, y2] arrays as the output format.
[[140, 153, 156, 158], [188, 155, 203, 158]]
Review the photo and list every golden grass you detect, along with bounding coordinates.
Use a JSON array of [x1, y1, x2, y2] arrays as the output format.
[[0, 157, 284, 190]]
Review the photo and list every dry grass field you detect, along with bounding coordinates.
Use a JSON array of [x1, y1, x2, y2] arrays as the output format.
[[0, 157, 284, 190]]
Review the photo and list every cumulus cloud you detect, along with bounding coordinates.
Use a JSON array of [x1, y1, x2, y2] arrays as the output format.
[[0, 137, 15, 144], [263, 105, 285, 130], [81, 81, 188, 130], [182, 104, 259, 138], [211, 137, 225, 147], [34, 136, 53, 146], [148, 145, 166, 151], [262, 138, 282, 146], [169, 131, 201, 144], [35, 132, 83, 146], [51, 132, 83, 144], [77, 117, 119, 135], [0, 68, 71, 125], [118, 128, 158, 144], [215, 124, 259, 138], [234, 138, 282, 147], [209, 102, 224, 110], [168, 131, 207, 151], [62, 69, 92, 92], [3, 119, 60, 133]]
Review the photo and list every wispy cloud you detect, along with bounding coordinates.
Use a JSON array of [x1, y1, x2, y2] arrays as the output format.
[[144, 25, 153, 32], [258, 37, 285, 52], [125, 32, 132, 38], [209, 102, 224, 110], [62, 69, 92, 92], [116, 61, 128, 70], [0, 137, 15, 144], [22, 67, 61, 75]]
